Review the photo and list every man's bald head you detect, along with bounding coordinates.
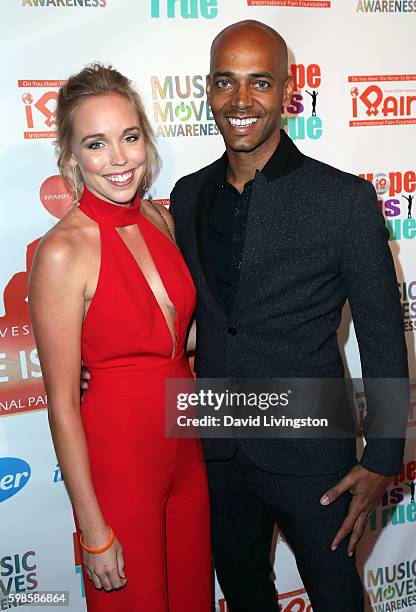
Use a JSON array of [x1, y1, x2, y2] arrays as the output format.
[[206, 19, 293, 157], [210, 20, 289, 79]]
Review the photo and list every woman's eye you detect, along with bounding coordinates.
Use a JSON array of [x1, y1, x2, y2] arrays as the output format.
[[88, 141, 104, 150], [124, 135, 138, 143]]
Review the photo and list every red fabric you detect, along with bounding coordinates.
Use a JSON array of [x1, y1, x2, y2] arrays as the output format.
[[77, 188, 211, 611]]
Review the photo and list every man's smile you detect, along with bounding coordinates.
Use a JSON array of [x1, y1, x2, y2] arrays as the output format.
[[226, 117, 259, 127]]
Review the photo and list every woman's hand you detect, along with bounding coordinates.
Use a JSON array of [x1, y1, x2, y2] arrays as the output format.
[[80, 365, 91, 394], [186, 319, 196, 354], [83, 536, 127, 591]]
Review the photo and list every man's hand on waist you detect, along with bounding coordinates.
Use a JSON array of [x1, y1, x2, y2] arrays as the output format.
[[320, 464, 392, 556]]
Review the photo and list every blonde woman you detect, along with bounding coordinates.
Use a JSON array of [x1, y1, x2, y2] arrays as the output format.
[[29, 64, 211, 612]]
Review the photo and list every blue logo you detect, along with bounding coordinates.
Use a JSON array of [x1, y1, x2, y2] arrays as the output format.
[[53, 463, 63, 483], [151, 0, 218, 18], [0, 458, 31, 502]]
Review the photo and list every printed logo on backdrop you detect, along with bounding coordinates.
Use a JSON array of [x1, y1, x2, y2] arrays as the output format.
[[0, 550, 38, 607], [40, 175, 72, 218], [369, 459, 416, 532], [348, 74, 416, 127], [357, 169, 416, 241], [355, 390, 366, 435], [0, 458, 31, 503], [356, 0, 416, 12], [0, 236, 46, 418], [53, 464, 64, 484], [218, 588, 312, 611], [355, 387, 416, 432], [277, 588, 312, 611], [19, 80, 65, 139], [398, 282, 416, 331], [0, 175, 71, 419], [366, 558, 416, 611], [151, 0, 218, 17], [22, 0, 106, 6], [281, 63, 323, 141], [151, 75, 219, 138], [408, 383, 416, 428], [73, 532, 86, 598], [247, 0, 330, 8]]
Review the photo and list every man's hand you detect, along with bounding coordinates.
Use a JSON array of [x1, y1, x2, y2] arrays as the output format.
[[81, 366, 91, 392], [320, 464, 392, 556]]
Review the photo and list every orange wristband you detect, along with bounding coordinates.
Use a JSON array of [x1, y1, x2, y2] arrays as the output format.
[[80, 526, 115, 554]]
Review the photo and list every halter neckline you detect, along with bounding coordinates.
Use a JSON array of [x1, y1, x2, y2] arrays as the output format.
[[79, 186, 140, 227]]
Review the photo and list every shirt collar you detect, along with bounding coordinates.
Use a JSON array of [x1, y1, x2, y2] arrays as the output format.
[[215, 129, 304, 189], [261, 129, 304, 181]]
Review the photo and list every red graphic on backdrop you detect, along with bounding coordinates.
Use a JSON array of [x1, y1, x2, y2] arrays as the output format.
[[247, 0, 330, 7], [0, 239, 47, 418], [1, 174, 72, 417], [154, 198, 170, 207], [348, 74, 416, 127], [40, 175, 72, 218], [218, 587, 312, 611], [18, 80, 65, 139], [277, 588, 312, 611]]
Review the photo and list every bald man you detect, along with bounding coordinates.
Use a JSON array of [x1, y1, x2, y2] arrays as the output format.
[[169, 20, 408, 611]]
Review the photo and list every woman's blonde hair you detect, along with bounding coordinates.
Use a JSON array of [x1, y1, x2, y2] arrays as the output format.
[[56, 63, 160, 198]]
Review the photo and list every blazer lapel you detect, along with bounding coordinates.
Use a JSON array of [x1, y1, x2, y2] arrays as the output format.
[[230, 134, 306, 318], [193, 133, 305, 318]]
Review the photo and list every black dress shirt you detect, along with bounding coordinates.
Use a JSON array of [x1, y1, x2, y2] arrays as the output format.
[[207, 181, 253, 314]]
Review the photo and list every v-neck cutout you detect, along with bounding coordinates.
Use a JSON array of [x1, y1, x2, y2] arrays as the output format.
[[114, 219, 178, 359], [78, 186, 179, 359]]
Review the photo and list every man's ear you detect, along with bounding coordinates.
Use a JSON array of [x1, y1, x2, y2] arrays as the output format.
[[206, 74, 212, 105], [283, 75, 293, 105]]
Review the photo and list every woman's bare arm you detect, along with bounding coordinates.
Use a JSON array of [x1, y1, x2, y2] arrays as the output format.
[[29, 231, 125, 590]]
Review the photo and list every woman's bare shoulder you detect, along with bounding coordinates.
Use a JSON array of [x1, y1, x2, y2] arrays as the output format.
[[33, 207, 97, 270]]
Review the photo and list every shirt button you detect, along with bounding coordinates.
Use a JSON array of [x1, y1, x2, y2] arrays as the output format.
[[227, 325, 238, 336]]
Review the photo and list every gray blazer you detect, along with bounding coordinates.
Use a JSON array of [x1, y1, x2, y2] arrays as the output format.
[[170, 133, 408, 476]]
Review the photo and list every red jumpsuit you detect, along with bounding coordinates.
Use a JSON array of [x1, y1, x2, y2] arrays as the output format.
[[78, 187, 212, 611]]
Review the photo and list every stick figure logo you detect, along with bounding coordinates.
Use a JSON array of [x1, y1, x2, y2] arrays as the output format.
[[306, 90, 318, 116], [402, 194, 414, 219], [405, 481, 415, 503]]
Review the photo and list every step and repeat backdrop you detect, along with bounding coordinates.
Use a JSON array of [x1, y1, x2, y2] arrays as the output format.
[[1, 1, 415, 610]]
